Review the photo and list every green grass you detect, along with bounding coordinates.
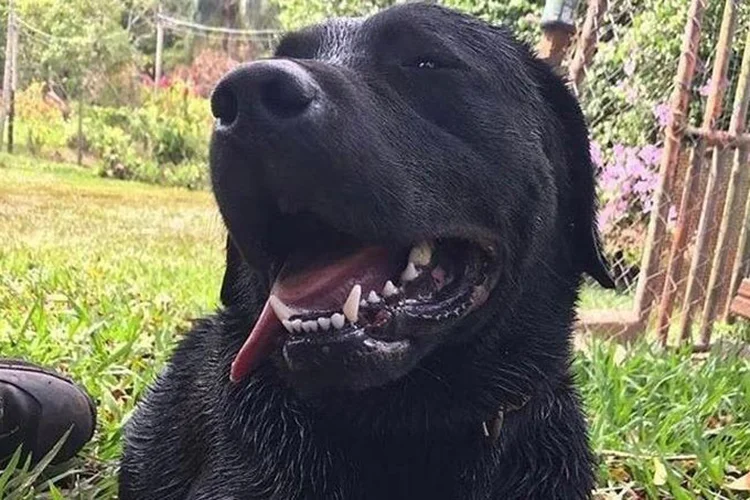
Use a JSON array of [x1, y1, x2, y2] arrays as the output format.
[[0, 154, 224, 497], [579, 280, 635, 311], [1, 155, 748, 499]]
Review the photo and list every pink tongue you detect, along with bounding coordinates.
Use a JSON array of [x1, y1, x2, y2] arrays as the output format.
[[230, 247, 401, 382]]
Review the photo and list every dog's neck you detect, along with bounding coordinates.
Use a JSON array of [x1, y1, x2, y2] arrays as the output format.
[[223, 372, 530, 499]]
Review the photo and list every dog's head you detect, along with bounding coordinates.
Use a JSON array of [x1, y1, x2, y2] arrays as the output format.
[[211, 4, 612, 396]]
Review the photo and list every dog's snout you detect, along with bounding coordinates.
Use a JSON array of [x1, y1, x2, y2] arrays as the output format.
[[211, 60, 319, 127]]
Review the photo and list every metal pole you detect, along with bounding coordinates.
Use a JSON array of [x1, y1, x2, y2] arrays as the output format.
[[537, 0, 580, 70]]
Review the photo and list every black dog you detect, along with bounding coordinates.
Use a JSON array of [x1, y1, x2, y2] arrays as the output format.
[[120, 4, 613, 499]]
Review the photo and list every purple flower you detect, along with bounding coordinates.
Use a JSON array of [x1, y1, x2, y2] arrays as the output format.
[[652, 102, 671, 128], [590, 141, 603, 169], [624, 56, 636, 77], [699, 84, 711, 97], [638, 144, 662, 166]]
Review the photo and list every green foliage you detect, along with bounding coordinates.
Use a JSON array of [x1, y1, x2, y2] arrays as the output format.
[[0, 157, 223, 497], [580, 0, 750, 149], [442, 0, 543, 44], [576, 339, 750, 498], [272, 0, 397, 31], [271, 0, 543, 43], [7, 0, 141, 97], [15, 82, 73, 156], [15, 80, 211, 189]]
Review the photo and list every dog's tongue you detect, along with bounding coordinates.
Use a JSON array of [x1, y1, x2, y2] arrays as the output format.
[[230, 246, 401, 382]]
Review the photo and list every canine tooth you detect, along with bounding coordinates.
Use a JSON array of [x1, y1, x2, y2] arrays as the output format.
[[343, 284, 362, 323], [331, 313, 345, 329], [383, 280, 399, 297], [291, 319, 302, 333], [269, 295, 294, 321], [401, 262, 419, 283], [302, 320, 318, 333], [317, 317, 331, 331], [282, 320, 294, 333], [367, 290, 381, 303], [409, 241, 433, 266]]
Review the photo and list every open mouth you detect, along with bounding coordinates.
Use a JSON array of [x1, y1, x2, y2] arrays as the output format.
[[229, 215, 501, 383]]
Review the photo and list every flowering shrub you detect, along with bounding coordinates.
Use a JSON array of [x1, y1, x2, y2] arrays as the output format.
[[15, 82, 73, 155], [170, 49, 241, 98], [594, 139, 678, 263]]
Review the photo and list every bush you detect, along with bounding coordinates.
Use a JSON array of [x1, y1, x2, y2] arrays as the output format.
[[82, 82, 211, 188], [15, 82, 72, 156]]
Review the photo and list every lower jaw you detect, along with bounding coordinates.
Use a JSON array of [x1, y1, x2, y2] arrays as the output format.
[[279, 277, 498, 392]]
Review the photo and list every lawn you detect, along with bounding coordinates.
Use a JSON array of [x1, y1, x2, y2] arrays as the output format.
[[0, 155, 748, 499]]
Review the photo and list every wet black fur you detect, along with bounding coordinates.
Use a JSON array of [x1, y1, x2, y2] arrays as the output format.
[[120, 4, 613, 499]]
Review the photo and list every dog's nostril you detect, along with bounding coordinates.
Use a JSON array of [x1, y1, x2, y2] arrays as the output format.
[[259, 76, 315, 119], [211, 85, 239, 126]]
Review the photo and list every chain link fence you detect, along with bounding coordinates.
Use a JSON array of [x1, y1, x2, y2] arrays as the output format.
[[573, 0, 750, 346]]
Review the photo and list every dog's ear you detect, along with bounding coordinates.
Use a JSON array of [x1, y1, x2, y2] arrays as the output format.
[[532, 59, 615, 289], [221, 234, 267, 307]]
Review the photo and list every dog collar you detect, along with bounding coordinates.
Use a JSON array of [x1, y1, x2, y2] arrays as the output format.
[[482, 395, 530, 443]]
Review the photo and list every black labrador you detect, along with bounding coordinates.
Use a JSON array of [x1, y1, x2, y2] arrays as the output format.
[[120, 4, 613, 499]]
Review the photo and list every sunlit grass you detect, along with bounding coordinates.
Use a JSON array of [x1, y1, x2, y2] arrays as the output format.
[[0, 154, 224, 497]]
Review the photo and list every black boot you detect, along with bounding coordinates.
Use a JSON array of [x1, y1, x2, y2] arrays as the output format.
[[0, 360, 96, 465]]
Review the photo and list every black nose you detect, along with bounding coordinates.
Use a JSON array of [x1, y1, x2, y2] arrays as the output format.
[[211, 60, 319, 127]]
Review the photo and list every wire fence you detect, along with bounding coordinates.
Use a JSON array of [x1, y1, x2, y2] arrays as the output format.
[[2, 1, 750, 346], [573, 0, 750, 346]]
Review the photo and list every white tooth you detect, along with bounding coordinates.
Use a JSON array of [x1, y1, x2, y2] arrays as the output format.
[[282, 320, 294, 333], [360, 299, 368, 307], [317, 317, 331, 330], [291, 319, 302, 333], [268, 295, 294, 321], [409, 241, 433, 266], [401, 262, 419, 283], [383, 280, 399, 297], [302, 320, 318, 332], [331, 313, 345, 329], [367, 290, 381, 303], [343, 284, 362, 323]]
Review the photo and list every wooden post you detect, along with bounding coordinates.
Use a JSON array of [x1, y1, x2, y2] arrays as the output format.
[[537, 0, 579, 70], [656, 139, 706, 342], [730, 184, 750, 312], [568, 0, 607, 93], [655, 0, 737, 344], [77, 94, 84, 165], [678, 148, 731, 340], [154, 7, 164, 89], [702, 29, 750, 334], [7, 9, 18, 154], [674, 0, 739, 343], [634, 0, 707, 329], [0, 2, 14, 151]]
